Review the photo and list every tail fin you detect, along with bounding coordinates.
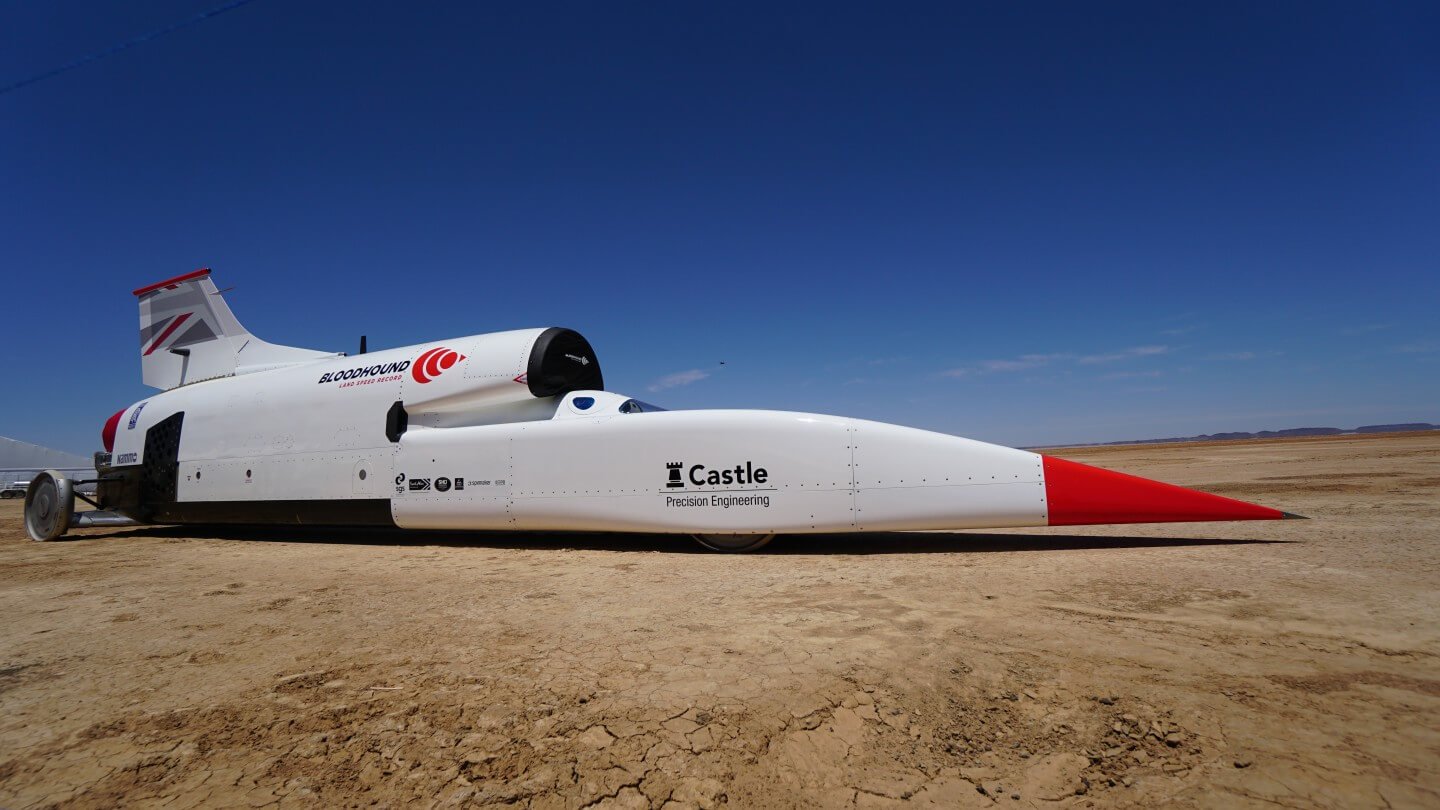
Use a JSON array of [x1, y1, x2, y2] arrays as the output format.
[[135, 269, 339, 389]]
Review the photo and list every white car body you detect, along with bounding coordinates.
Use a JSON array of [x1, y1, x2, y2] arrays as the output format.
[[25, 269, 1296, 547]]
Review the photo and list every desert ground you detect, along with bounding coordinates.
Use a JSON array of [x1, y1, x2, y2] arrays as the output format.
[[1, 432, 1437, 809]]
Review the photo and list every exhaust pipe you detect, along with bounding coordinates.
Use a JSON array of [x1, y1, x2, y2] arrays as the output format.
[[71, 511, 139, 529]]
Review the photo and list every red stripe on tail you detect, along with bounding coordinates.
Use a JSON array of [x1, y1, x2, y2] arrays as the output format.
[[143, 312, 192, 356], [133, 268, 211, 297]]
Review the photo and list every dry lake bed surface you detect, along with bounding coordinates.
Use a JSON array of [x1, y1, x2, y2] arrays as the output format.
[[1, 432, 1437, 809]]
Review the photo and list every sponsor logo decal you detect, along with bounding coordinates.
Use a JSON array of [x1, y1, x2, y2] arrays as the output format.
[[117, 452, 138, 465], [315, 345, 466, 389], [397, 473, 472, 494], [666, 493, 771, 509], [666, 461, 769, 488], [127, 402, 147, 430], [565, 353, 590, 366], [318, 360, 411, 387], [661, 461, 773, 509], [412, 347, 467, 384]]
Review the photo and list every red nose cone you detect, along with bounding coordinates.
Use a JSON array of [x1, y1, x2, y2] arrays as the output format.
[[102, 409, 125, 453], [1043, 455, 1286, 525]]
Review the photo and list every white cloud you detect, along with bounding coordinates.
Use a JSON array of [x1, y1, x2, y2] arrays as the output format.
[[1101, 370, 1162, 380], [648, 369, 710, 392], [1078, 345, 1170, 365], [983, 353, 1070, 372], [941, 345, 1175, 380], [1341, 324, 1391, 336], [1208, 350, 1283, 361], [938, 353, 1067, 378], [1395, 341, 1440, 354]]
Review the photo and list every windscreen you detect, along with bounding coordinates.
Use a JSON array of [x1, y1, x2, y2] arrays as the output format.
[[619, 399, 668, 413]]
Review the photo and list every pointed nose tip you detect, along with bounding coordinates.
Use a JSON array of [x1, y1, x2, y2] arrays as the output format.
[[1042, 455, 1289, 526]]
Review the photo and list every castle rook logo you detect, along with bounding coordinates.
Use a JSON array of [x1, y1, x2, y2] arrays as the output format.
[[666, 462, 685, 488]]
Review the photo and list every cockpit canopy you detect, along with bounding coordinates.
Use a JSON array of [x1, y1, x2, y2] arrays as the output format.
[[618, 398, 666, 414], [557, 391, 667, 418]]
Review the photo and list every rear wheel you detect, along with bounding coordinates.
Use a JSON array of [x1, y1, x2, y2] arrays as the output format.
[[692, 533, 776, 552], [24, 471, 73, 541]]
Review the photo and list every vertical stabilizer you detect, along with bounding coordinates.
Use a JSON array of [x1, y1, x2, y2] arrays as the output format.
[[136, 269, 339, 390]]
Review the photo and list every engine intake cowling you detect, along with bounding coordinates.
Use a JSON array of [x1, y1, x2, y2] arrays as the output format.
[[527, 327, 604, 397], [400, 327, 604, 427]]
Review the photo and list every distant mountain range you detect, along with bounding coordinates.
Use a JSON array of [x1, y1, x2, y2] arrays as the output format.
[[1035, 423, 1438, 449]]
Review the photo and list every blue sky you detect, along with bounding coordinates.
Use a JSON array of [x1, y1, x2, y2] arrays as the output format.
[[3, 1, 1437, 453]]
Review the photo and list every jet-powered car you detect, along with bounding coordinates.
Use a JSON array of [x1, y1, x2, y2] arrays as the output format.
[[24, 270, 1303, 550]]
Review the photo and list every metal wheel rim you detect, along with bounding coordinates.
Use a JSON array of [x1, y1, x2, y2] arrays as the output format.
[[693, 533, 776, 552], [24, 472, 72, 541], [27, 480, 60, 539]]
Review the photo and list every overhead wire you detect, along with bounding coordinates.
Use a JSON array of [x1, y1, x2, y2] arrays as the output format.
[[0, 0, 264, 97]]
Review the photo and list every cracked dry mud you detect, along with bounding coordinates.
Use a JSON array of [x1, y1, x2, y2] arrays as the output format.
[[2, 433, 1438, 808]]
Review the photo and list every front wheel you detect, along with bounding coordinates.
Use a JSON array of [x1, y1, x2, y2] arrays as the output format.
[[24, 471, 74, 541], [692, 533, 776, 553]]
